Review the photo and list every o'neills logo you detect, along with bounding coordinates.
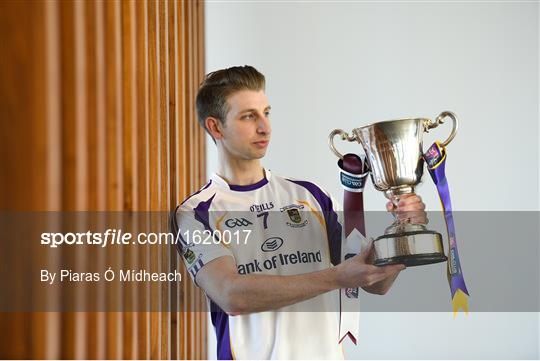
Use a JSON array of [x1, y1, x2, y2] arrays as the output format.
[[250, 202, 274, 213], [237, 250, 322, 274]]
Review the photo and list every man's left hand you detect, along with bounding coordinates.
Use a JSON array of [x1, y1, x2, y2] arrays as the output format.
[[385, 193, 428, 225]]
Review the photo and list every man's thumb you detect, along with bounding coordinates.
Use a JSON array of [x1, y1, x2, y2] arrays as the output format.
[[359, 240, 374, 261]]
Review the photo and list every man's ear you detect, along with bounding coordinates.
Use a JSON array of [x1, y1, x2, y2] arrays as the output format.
[[205, 117, 224, 140]]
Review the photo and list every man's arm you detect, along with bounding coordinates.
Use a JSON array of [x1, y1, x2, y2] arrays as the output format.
[[197, 244, 404, 315], [192, 193, 427, 312]]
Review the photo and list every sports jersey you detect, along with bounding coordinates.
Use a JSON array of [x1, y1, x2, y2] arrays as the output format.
[[172, 169, 347, 359]]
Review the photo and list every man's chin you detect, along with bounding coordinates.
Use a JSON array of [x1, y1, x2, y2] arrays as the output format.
[[247, 150, 267, 160]]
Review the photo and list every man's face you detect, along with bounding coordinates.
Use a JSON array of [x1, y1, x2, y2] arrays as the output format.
[[219, 89, 271, 160]]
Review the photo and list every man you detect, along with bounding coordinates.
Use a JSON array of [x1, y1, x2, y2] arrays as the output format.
[[172, 66, 426, 359]]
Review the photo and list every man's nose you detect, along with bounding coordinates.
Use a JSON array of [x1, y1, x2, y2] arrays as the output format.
[[257, 114, 271, 135]]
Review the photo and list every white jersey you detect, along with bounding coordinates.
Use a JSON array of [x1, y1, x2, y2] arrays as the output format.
[[173, 169, 346, 359]]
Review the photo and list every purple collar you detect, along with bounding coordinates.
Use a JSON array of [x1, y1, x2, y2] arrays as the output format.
[[229, 177, 268, 191], [211, 169, 271, 192], [229, 177, 268, 192]]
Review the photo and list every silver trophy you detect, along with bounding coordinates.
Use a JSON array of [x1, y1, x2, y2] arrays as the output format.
[[329, 111, 458, 267]]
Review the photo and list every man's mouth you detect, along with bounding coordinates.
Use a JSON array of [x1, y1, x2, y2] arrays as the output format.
[[253, 140, 269, 148]]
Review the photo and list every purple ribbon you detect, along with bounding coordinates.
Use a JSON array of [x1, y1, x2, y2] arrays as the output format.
[[424, 143, 469, 299]]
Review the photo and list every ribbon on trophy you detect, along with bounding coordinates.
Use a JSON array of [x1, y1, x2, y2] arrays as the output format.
[[423, 141, 470, 315], [337, 153, 370, 345]]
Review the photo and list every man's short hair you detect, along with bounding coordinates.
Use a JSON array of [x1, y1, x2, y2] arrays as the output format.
[[196, 65, 265, 139]]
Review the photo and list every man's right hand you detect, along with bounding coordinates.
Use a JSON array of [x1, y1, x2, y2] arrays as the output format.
[[195, 241, 405, 315], [334, 242, 405, 290]]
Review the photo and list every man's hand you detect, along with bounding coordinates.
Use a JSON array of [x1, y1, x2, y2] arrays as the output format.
[[194, 196, 429, 313], [386, 193, 428, 224], [335, 242, 405, 292]]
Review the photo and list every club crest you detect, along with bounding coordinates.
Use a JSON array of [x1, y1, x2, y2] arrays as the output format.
[[280, 204, 308, 228]]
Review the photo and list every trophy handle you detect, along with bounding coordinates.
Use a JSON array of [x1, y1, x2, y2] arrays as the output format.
[[328, 129, 357, 159], [423, 111, 459, 147]]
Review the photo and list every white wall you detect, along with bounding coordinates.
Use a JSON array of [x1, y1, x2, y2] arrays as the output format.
[[205, 1, 539, 359]]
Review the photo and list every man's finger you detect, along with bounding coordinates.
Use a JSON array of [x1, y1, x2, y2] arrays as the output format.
[[365, 264, 387, 275], [366, 272, 387, 285], [397, 196, 423, 208], [399, 201, 426, 211], [359, 241, 375, 262], [397, 193, 419, 201], [387, 263, 406, 273], [368, 265, 404, 283], [396, 209, 426, 218]]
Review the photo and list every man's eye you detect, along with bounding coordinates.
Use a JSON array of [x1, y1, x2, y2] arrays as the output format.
[[264, 111, 271, 117], [242, 114, 255, 120]]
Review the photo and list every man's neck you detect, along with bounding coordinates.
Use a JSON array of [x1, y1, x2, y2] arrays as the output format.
[[216, 155, 265, 186]]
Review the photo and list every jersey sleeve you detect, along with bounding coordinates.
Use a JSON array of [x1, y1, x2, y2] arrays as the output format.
[[305, 186, 345, 266], [171, 202, 234, 285], [323, 193, 345, 266]]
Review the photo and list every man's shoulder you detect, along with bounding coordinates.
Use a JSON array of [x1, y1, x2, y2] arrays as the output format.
[[278, 174, 330, 196], [273, 172, 335, 209], [177, 180, 216, 211]]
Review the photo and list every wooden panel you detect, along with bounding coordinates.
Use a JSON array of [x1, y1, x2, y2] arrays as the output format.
[[159, 2, 171, 359], [104, 1, 124, 359], [135, 0, 151, 359], [147, 1, 162, 359], [85, 0, 105, 358], [40, 0, 62, 358], [177, 1, 189, 357], [92, 0, 108, 358], [0, 0, 207, 359], [168, 0, 179, 357], [121, 0, 137, 359]]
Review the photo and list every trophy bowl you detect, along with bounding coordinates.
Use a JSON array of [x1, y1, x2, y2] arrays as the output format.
[[329, 112, 458, 267]]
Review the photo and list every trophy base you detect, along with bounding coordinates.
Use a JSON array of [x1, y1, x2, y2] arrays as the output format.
[[372, 230, 447, 267]]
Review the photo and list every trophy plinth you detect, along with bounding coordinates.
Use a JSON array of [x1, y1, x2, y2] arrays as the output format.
[[373, 227, 446, 267], [329, 112, 458, 267]]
